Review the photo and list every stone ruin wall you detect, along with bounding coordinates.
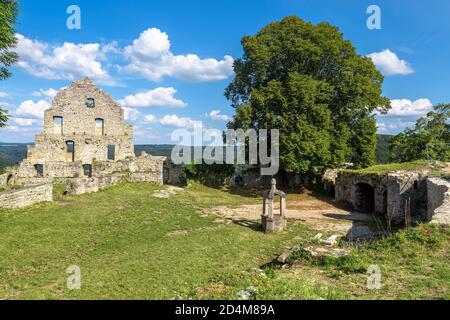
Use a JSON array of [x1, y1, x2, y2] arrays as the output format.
[[0, 78, 180, 209], [0, 183, 53, 209], [386, 172, 428, 224], [427, 178, 450, 225], [25, 78, 134, 165], [335, 172, 387, 216], [335, 170, 446, 225]]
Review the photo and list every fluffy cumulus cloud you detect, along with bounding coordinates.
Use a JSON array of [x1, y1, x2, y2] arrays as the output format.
[[32, 88, 59, 100], [121, 87, 186, 108], [11, 117, 39, 126], [15, 99, 50, 119], [122, 107, 142, 121], [14, 34, 116, 85], [367, 49, 414, 76], [383, 98, 433, 116], [159, 114, 201, 128], [143, 114, 158, 123], [208, 109, 231, 121], [123, 28, 234, 82]]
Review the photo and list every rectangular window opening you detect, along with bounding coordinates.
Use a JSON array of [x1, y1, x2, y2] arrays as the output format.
[[53, 116, 63, 134], [107, 144, 115, 161], [95, 118, 104, 135]]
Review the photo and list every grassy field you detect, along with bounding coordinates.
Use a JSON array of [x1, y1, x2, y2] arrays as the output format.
[[0, 182, 448, 300]]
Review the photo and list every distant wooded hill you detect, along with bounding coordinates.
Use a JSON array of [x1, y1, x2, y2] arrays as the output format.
[[0, 135, 394, 170]]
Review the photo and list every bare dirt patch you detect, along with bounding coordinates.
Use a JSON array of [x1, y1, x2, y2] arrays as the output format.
[[203, 196, 378, 238], [152, 186, 184, 198]]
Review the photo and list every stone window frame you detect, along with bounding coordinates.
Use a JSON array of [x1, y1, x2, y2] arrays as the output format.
[[34, 164, 44, 177], [82, 164, 92, 177], [66, 140, 75, 162], [95, 118, 104, 135], [53, 116, 63, 134], [107, 144, 116, 161], [85, 98, 95, 108]]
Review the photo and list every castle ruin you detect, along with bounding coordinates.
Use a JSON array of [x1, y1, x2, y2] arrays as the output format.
[[1, 78, 179, 208]]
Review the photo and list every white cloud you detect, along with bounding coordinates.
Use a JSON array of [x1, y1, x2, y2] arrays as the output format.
[[159, 114, 201, 128], [122, 107, 142, 121], [208, 109, 231, 121], [377, 120, 415, 133], [367, 49, 414, 76], [385, 98, 433, 116], [11, 117, 39, 126], [2, 125, 39, 135], [143, 114, 158, 123], [133, 125, 161, 141], [32, 88, 58, 100], [0, 92, 11, 98], [123, 28, 234, 82], [121, 87, 186, 108], [15, 99, 50, 119], [0, 102, 12, 107], [14, 34, 116, 85]]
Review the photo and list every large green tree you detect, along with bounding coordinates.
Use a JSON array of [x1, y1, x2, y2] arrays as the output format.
[[0, 0, 19, 128], [390, 104, 450, 162], [226, 16, 390, 174]]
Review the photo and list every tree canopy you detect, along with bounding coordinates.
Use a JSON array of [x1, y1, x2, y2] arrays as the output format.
[[390, 104, 450, 162], [226, 16, 390, 174], [0, 0, 19, 128]]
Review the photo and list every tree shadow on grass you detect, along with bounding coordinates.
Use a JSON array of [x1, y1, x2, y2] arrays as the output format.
[[232, 219, 262, 232]]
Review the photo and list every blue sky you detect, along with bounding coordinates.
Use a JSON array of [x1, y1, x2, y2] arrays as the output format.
[[0, 0, 449, 143]]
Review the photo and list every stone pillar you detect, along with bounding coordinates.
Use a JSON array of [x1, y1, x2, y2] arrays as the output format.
[[261, 179, 287, 233]]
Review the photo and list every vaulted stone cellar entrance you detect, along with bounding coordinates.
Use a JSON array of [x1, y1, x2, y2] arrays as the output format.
[[354, 183, 375, 213]]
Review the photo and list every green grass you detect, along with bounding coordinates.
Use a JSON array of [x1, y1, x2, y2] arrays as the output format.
[[278, 225, 450, 299], [344, 160, 428, 175], [0, 182, 448, 300], [0, 182, 317, 299]]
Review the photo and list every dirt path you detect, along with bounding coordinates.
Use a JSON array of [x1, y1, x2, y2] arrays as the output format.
[[203, 198, 379, 239]]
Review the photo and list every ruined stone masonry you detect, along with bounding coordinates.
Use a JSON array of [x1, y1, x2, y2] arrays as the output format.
[[0, 184, 53, 209], [335, 170, 449, 225], [0, 78, 178, 209]]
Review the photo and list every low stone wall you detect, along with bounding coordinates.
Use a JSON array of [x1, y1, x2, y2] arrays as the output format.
[[427, 178, 450, 225], [65, 169, 164, 195], [0, 183, 53, 209], [66, 174, 125, 195], [129, 172, 163, 185]]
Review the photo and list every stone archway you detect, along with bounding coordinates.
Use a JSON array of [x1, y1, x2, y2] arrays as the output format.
[[354, 183, 375, 213], [6, 174, 13, 186]]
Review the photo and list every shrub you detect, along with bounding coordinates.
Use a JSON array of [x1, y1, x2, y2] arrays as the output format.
[[182, 163, 235, 188]]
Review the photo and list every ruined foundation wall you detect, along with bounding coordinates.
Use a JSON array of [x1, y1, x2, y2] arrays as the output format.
[[427, 178, 450, 225], [0, 183, 53, 209], [335, 172, 387, 215], [66, 174, 125, 195], [386, 172, 428, 224]]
